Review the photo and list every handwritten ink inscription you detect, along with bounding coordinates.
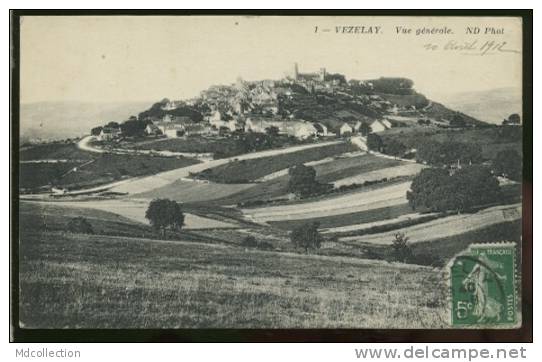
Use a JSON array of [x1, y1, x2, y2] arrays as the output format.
[[423, 40, 520, 56]]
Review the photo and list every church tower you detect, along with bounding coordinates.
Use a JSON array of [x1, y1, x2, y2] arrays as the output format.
[[293, 62, 299, 80], [319, 67, 327, 81]]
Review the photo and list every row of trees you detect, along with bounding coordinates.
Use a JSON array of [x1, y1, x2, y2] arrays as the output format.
[[407, 167, 501, 212], [416, 140, 483, 166], [91, 117, 153, 138]]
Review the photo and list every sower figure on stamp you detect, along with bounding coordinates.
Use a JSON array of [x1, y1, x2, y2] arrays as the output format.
[[462, 255, 506, 323]]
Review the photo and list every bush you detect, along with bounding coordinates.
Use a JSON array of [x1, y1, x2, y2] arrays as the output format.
[[290, 222, 322, 252], [390, 232, 412, 263], [242, 235, 258, 247], [67, 217, 94, 234], [493, 149, 522, 181]]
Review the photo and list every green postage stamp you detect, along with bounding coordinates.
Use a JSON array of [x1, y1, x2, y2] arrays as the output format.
[[450, 242, 519, 328]]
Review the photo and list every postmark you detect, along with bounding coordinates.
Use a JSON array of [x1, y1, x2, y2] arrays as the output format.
[[449, 242, 519, 328]]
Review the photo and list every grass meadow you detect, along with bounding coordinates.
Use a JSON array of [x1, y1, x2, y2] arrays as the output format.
[[19, 229, 448, 328]]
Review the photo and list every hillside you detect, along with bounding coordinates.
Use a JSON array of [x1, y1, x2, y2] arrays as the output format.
[[135, 75, 488, 132], [21, 101, 153, 141], [20, 229, 446, 328], [432, 87, 522, 124]]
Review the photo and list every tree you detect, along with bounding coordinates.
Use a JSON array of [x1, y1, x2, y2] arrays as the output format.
[[416, 141, 483, 166], [384, 139, 407, 158], [106, 121, 120, 129], [407, 166, 501, 212], [390, 233, 412, 263], [265, 126, 280, 138], [366, 133, 383, 152], [120, 119, 147, 137], [407, 168, 449, 211], [290, 222, 322, 252], [145, 199, 185, 237], [493, 149, 522, 181], [286, 164, 332, 198], [67, 217, 94, 234], [503, 113, 521, 126], [91, 126, 103, 136], [242, 235, 258, 247]]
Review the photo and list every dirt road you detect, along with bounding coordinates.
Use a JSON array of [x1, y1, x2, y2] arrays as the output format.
[[109, 140, 343, 195]]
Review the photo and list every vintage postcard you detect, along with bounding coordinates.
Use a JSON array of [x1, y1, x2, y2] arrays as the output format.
[[13, 13, 528, 333]]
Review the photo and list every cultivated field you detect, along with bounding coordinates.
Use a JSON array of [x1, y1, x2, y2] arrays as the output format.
[[135, 179, 254, 204], [195, 143, 357, 183], [212, 153, 406, 206], [340, 203, 522, 245], [269, 203, 413, 230], [21, 200, 239, 230], [19, 229, 448, 328], [243, 182, 411, 223], [110, 140, 345, 195], [332, 163, 425, 187]]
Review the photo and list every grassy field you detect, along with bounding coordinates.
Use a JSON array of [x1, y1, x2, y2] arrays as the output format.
[[355, 220, 522, 267], [268, 203, 413, 230], [210, 153, 403, 206], [135, 179, 255, 204], [128, 136, 239, 154], [195, 143, 357, 183], [20, 162, 82, 190], [19, 201, 156, 238], [19, 229, 447, 328], [20, 142, 94, 161], [55, 154, 199, 190], [19, 142, 201, 191], [315, 154, 403, 183]]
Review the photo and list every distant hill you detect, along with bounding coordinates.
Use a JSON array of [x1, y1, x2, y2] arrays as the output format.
[[20, 101, 153, 141], [432, 87, 522, 125]]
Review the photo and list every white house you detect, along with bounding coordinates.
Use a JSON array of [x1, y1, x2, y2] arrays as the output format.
[[145, 124, 162, 136], [370, 120, 388, 133], [157, 123, 185, 138], [339, 123, 353, 136], [382, 119, 393, 129], [285, 122, 318, 140], [184, 123, 210, 136], [244, 118, 286, 134], [208, 111, 223, 127], [98, 127, 121, 141]]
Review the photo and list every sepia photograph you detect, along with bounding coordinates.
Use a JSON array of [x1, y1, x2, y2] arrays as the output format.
[[10, 11, 532, 341]]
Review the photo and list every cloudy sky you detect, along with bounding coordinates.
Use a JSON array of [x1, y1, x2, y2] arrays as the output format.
[[20, 15, 522, 104]]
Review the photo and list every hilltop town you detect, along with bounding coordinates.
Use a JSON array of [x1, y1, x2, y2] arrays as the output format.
[[90, 63, 485, 144]]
